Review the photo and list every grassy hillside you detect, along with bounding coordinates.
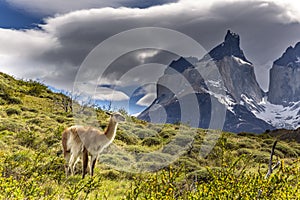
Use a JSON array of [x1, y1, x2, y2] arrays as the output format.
[[0, 72, 299, 199]]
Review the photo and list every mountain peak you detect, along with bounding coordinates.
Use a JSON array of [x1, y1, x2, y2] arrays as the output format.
[[203, 30, 250, 63], [224, 30, 240, 45], [274, 42, 300, 67]]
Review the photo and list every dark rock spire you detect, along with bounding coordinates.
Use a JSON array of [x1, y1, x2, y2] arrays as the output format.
[[274, 42, 300, 67], [203, 30, 250, 63]]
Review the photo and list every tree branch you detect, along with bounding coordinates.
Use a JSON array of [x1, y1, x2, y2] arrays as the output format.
[[265, 140, 280, 179]]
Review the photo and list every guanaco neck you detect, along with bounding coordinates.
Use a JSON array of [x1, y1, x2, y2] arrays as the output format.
[[104, 117, 118, 141]]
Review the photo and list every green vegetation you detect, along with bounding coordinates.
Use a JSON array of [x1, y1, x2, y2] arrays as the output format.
[[0, 72, 299, 199]]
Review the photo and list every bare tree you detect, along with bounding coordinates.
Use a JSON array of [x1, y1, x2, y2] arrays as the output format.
[[258, 140, 281, 198], [265, 140, 281, 179], [61, 96, 72, 112]]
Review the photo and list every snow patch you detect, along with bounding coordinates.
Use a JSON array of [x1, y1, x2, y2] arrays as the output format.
[[241, 94, 255, 108], [253, 97, 300, 129], [207, 80, 221, 88], [232, 56, 251, 65], [206, 90, 236, 113]]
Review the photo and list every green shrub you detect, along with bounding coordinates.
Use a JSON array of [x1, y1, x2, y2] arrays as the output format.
[[0, 98, 5, 105], [0, 119, 25, 132], [224, 140, 238, 149], [119, 123, 132, 131], [6, 107, 21, 116], [134, 124, 145, 129], [238, 140, 259, 149], [56, 116, 66, 123], [67, 113, 74, 118], [101, 169, 120, 180], [115, 131, 139, 145], [124, 145, 148, 153], [138, 152, 173, 163], [133, 128, 157, 139], [20, 106, 29, 111], [27, 118, 42, 125], [147, 124, 163, 132], [253, 151, 270, 163], [28, 108, 39, 113], [187, 168, 213, 182], [237, 148, 253, 156], [237, 132, 256, 137], [276, 143, 298, 157], [263, 138, 275, 145], [7, 96, 22, 104], [100, 153, 135, 172], [159, 129, 176, 139], [0, 87, 21, 104], [261, 147, 284, 158], [142, 137, 161, 146], [177, 157, 201, 171], [26, 81, 47, 97], [125, 157, 300, 200], [16, 131, 40, 149], [44, 134, 61, 147]]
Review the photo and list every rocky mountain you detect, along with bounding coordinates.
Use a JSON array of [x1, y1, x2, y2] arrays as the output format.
[[268, 42, 300, 105], [139, 30, 275, 133], [202, 30, 264, 104], [251, 43, 300, 129]]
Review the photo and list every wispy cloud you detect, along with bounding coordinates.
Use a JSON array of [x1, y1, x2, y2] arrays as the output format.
[[136, 84, 157, 106], [94, 87, 130, 101]]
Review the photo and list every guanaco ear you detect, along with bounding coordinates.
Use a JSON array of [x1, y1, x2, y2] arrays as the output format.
[[70, 127, 77, 134]]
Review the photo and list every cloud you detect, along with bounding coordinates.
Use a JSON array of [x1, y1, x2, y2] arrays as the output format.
[[136, 84, 157, 106], [136, 93, 157, 106], [6, 0, 178, 15], [263, 0, 300, 23], [75, 82, 129, 101], [94, 87, 130, 101], [1, 0, 300, 94], [136, 50, 160, 63]]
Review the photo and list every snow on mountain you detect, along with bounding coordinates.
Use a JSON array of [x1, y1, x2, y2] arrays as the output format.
[[252, 98, 300, 129]]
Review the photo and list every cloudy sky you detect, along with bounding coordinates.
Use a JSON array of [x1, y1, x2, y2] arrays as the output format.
[[1, 0, 300, 113]]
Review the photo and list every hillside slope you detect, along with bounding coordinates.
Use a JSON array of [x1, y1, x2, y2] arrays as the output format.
[[0, 72, 299, 199]]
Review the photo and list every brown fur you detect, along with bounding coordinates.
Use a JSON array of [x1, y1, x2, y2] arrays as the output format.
[[70, 127, 81, 144], [61, 128, 70, 157], [82, 146, 89, 178], [62, 127, 83, 176], [62, 127, 81, 156]]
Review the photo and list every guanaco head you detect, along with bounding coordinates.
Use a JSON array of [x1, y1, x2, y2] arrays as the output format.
[[106, 111, 126, 123]]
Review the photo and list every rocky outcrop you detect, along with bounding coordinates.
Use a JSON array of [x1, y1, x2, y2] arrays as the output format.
[[213, 56, 263, 103], [202, 30, 263, 103], [268, 43, 300, 105]]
